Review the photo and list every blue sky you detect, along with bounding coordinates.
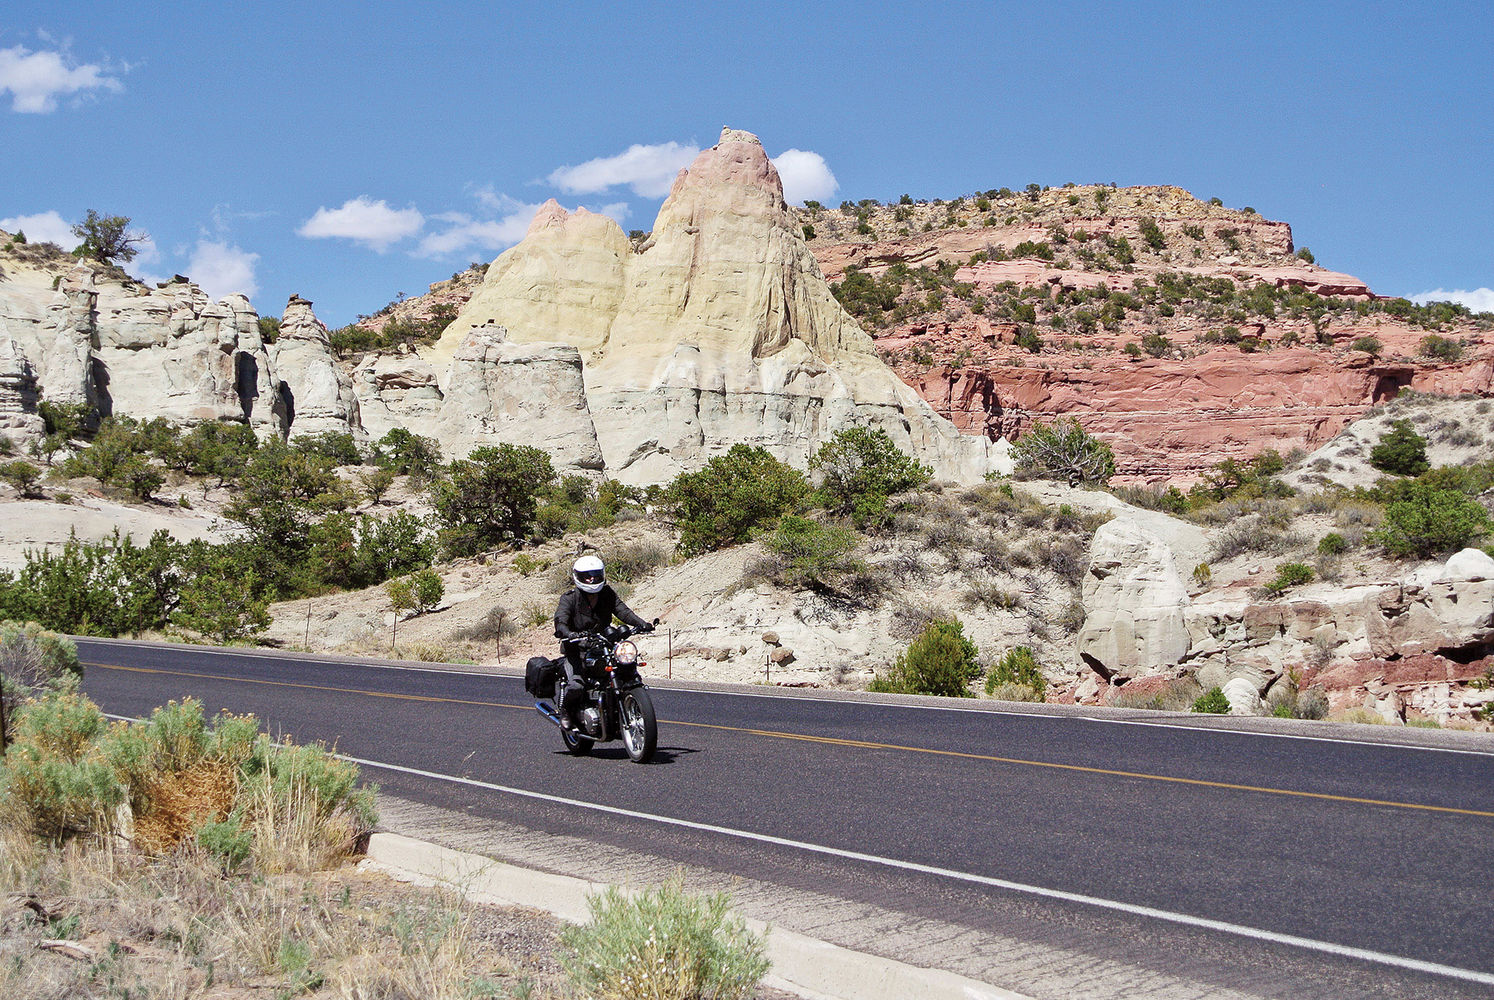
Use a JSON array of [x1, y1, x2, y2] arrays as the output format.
[[3, 1, 1491, 326]]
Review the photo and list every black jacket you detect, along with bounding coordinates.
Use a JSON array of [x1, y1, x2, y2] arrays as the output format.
[[554, 585, 648, 640]]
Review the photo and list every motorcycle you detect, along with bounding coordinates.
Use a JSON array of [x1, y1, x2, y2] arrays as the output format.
[[528, 621, 659, 763]]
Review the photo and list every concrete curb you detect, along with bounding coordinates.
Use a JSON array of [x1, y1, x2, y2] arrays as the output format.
[[364, 831, 1029, 1000]]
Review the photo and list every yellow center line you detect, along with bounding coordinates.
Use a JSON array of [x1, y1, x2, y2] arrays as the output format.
[[90, 662, 1494, 819]]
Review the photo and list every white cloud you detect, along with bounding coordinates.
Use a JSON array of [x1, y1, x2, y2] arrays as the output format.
[[597, 202, 631, 226], [417, 211, 535, 258], [187, 241, 259, 299], [297, 197, 423, 251], [0, 210, 74, 247], [0, 44, 122, 113], [771, 149, 838, 205], [548, 141, 699, 198], [1411, 287, 1494, 314]]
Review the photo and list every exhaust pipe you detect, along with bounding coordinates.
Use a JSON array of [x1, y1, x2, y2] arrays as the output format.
[[536, 702, 564, 728]]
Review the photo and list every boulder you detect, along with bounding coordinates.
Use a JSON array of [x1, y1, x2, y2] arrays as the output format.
[[1076, 518, 1191, 679], [1221, 676, 1263, 716], [1443, 547, 1494, 583]]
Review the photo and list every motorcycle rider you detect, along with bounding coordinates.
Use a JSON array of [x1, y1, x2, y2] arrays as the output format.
[[554, 554, 653, 729]]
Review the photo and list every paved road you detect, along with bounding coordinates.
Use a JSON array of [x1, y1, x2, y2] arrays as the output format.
[[77, 638, 1494, 999]]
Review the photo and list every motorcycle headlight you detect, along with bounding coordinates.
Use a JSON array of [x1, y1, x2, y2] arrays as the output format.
[[613, 640, 638, 666]]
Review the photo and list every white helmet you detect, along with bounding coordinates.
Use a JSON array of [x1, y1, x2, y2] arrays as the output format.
[[572, 555, 605, 594]]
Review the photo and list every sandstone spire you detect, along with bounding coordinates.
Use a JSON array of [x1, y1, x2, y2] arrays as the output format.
[[430, 127, 1006, 483]]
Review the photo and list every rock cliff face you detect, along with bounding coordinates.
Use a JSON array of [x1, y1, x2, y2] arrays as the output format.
[[800, 189, 1493, 483], [435, 324, 603, 469], [425, 128, 1006, 483], [0, 239, 325, 440]]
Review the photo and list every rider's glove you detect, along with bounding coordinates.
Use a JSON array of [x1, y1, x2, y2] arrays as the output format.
[[637, 623, 654, 634]]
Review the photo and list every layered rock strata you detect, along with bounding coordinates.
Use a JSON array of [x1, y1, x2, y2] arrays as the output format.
[[427, 128, 1007, 483]]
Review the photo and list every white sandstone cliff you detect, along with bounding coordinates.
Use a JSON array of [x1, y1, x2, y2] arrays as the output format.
[[423, 127, 1009, 483]]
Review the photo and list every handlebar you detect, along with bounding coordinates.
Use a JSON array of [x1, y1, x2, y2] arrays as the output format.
[[560, 619, 663, 646]]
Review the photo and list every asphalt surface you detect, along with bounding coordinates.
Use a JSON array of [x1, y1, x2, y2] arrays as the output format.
[[76, 638, 1494, 1000]]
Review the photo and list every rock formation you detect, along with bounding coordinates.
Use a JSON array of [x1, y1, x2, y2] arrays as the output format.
[[269, 295, 363, 442], [0, 335, 45, 442], [800, 186, 1492, 484], [434, 324, 603, 468], [427, 128, 1007, 484], [1076, 518, 1192, 679], [42, 265, 100, 412], [0, 241, 309, 440], [1075, 529, 1494, 723]]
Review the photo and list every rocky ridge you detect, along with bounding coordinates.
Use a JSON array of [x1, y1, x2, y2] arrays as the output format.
[[798, 185, 1493, 482]]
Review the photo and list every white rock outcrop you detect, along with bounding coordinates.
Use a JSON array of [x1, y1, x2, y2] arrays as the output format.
[[0, 335, 45, 443], [435, 324, 603, 468], [1076, 518, 1192, 679], [270, 295, 363, 442], [0, 247, 293, 438], [426, 127, 1007, 484]]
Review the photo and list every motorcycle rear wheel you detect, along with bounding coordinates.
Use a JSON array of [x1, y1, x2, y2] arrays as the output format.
[[560, 725, 594, 755], [555, 678, 593, 755], [620, 687, 657, 763]]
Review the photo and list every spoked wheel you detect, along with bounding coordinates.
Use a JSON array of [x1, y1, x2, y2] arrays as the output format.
[[555, 679, 593, 755], [620, 687, 658, 763]]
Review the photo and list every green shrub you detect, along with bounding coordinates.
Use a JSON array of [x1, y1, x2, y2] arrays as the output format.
[[1418, 334, 1463, 362], [559, 878, 769, 1000], [751, 515, 862, 592], [291, 431, 363, 466], [0, 621, 81, 698], [1317, 532, 1348, 555], [0, 693, 376, 866], [0, 692, 123, 844], [1350, 335, 1383, 356], [371, 428, 442, 483], [1264, 562, 1314, 596], [1138, 216, 1166, 250], [0, 459, 42, 497], [664, 445, 809, 556], [809, 426, 931, 528], [1370, 482, 1491, 558], [1369, 419, 1429, 476], [1014, 327, 1044, 353], [429, 444, 555, 556], [1012, 417, 1116, 486], [1141, 332, 1172, 357], [984, 646, 1045, 699], [870, 618, 980, 698], [1192, 687, 1231, 714]]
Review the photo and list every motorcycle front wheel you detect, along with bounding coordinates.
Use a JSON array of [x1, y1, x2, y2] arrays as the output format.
[[619, 687, 657, 763]]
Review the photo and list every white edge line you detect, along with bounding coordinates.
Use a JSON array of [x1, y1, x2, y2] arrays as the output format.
[[96, 711, 1494, 987], [82, 637, 1494, 759], [334, 751, 1494, 989]]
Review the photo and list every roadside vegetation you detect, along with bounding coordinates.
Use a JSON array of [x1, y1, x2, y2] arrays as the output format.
[[0, 625, 770, 999]]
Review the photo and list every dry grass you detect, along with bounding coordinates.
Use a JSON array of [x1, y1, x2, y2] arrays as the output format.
[[0, 830, 568, 999]]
